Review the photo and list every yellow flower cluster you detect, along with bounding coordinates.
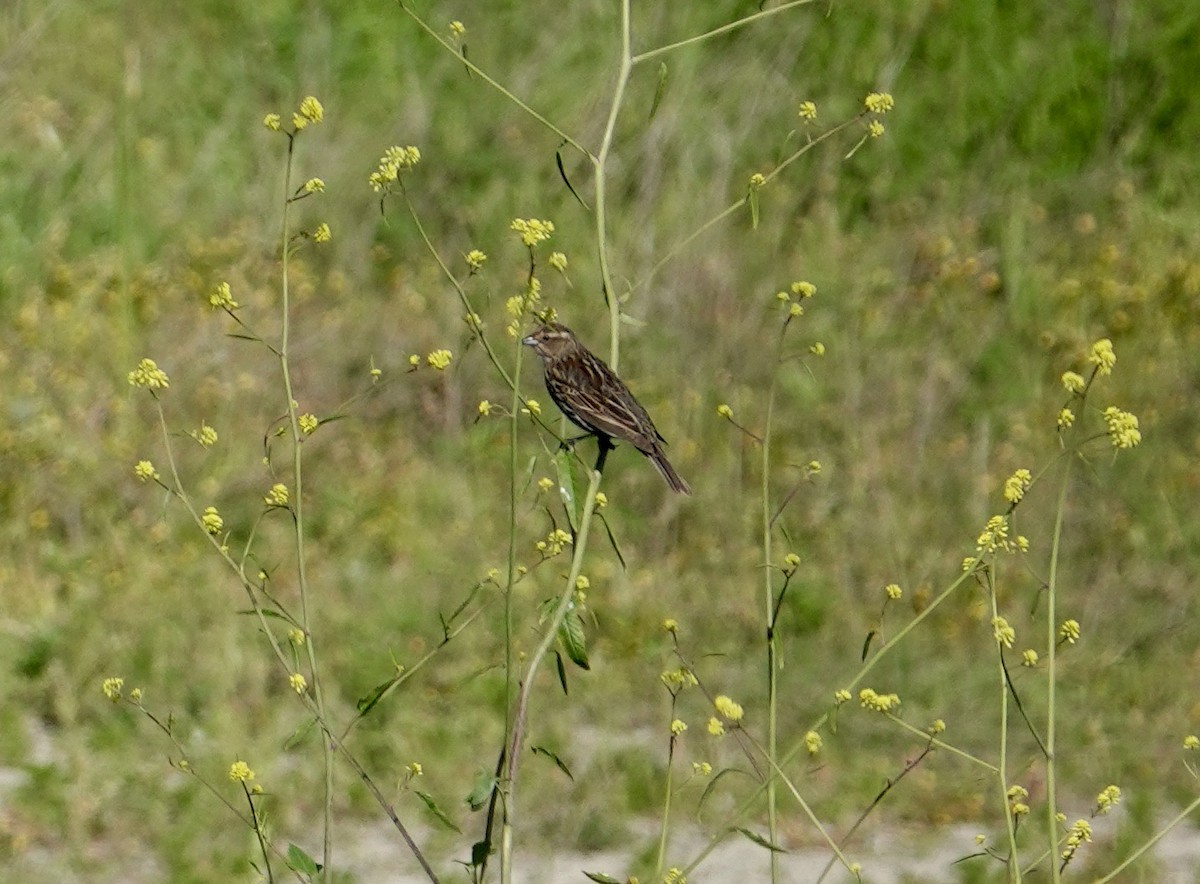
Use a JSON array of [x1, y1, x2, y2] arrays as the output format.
[[1061, 371, 1086, 394], [1003, 468, 1032, 503], [299, 413, 319, 434], [192, 422, 218, 447], [716, 403, 734, 419], [859, 688, 901, 713], [511, 218, 555, 247], [660, 667, 698, 690], [798, 100, 817, 120], [670, 719, 687, 736], [1088, 338, 1116, 375], [714, 695, 744, 722], [748, 172, 766, 190], [209, 281, 239, 310], [548, 251, 568, 272], [1059, 619, 1081, 644], [535, 527, 573, 556], [1095, 785, 1121, 814], [102, 677, 124, 702], [229, 760, 255, 782], [1007, 784, 1030, 817], [369, 145, 422, 192], [264, 483, 289, 507], [991, 616, 1015, 648], [1061, 818, 1092, 860], [804, 730, 823, 755], [884, 582, 903, 600], [1021, 648, 1039, 667], [312, 222, 331, 243], [201, 506, 224, 535], [1103, 406, 1141, 448], [134, 460, 159, 482], [1057, 407, 1075, 429], [128, 358, 170, 390], [295, 96, 324, 128], [864, 92, 895, 113], [465, 249, 487, 270], [289, 673, 307, 694], [662, 618, 679, 634], [426, 349, 453, 370]]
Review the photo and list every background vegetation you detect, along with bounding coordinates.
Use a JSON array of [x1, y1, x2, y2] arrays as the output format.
[[2, 0, 1199, 880]]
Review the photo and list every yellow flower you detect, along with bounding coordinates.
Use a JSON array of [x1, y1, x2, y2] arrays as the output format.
[[407, 761, 424, 776], [575, 575, 590, 591], [807, 460, 822, 474], [263, 113, 282, 131], [369, 146, 422, 191], [312, 222, 331, 243], [522, 399, 541, 416], [465, 249, 487, 269], [670, 719, 687, 736], [798, 100, 817, 120], [929, 718, 946, 735], [1003, 468, 1032, 503], [791, 280, 817, 298], [548, 251, 568, 271], [426, 349, 453, 370], [716, 403, 733, 419], [102, 677, 124, 702], [783, 552, 801, 569], [299, 413, 319, 434], [128, 358, 170, 390], [692, 761, 712, 776], [706, 717, 725, 736], [299, 96, 324, 123], [1061, 370, 1086, 394], [129, 688, 143, 703], [209, 281, 239, 310], [265, 483, 289, 507], [664, 868, 686, 884], [1021, 648, 1039, 667], [1057, 407, 1075, 429], [537, 476, 553, 491], [789, 303, 804, 317], [201, 506, 224, 535], [594, 491, 608, 508], [192, 422, 218, 447], [1103, 406, 1141, 448], [864, 92, 895, 113], [859, 687, 901, 713], [714, 695, 744, 722], [884, 582, 902, 600], [229, 760, 255, 782], [134, 460, 159, 482], [1184, 735, 1200, 750], [288, 628, 306, 646], [662, 618, 679, 633], [834, 689, 851, 705], [991, 616, 1015, 648], [449, 20, 465, 38], [510, 218, 555, 247], [304, 177, 325, 193], [1095, 785, 1121, 814], [748, 172, 766, 189], [1058, 619, 1081, 644], [804, 730, 823, 755], [1088, 338, 1116, 375], [289, 673, 307, 694], [868, 120, 885, 138]]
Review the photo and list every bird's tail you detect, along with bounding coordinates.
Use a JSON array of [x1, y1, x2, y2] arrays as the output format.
[[649, 447, 691, 495]]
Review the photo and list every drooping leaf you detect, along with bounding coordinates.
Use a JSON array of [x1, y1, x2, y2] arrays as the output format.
[[558, 607, 590, 670], [649, 62, 668, 120], [531, 745, 575, 781], [554, 447, 580, 531], [583, 873, 623, 884], [287, 843, 321, 877], [466, 770, 497, 811], [355, 674, 400, 715], [556, 149, 590, 210], [735, 826, 788, 853], [555, 649, 570, 695], [282, 716, 317, 751], [415, 789, 462, 833]]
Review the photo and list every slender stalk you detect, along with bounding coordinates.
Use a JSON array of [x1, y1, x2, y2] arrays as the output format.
[[631, 0, 820, 64], [594, 0, 633, 369], [1045, 456, 1073, 884], [1092, 793, 1200, 882], [500, 470, 603, 881], [277, 133, 335, 878], [987, 570, 1021, 882], [654, 727, 678, 877]]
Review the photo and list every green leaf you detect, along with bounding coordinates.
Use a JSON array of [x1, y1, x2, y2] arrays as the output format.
[[355, 674, 401, 715], [466, 770, 497, 811], [471, 839, 491, 867], [598, 513, 627, 570], [235, 608, 289, 620], [735, 826, 788, 853], [282, 716, 317, 751], [649, 62, 668, 120], [558, 606, 590, 670], [554, 447, 581, 531], [555, 649, 569, 695], [531, 745, 575, 780], [749, 188, 760, 229], [287, 843, 321, 877], [861, 628, 877, 661], [415, 789, 461, 833], [584, 873, 623, 884], [556, 149, 590, 210]]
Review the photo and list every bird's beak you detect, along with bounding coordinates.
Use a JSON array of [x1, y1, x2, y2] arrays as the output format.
[[521, 334, 537, 347]]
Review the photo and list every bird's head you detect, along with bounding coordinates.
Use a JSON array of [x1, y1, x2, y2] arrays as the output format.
[[521, 322, 578, 361]]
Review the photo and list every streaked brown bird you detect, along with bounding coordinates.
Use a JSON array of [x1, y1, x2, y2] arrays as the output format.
[[523, 322, 691, 494]]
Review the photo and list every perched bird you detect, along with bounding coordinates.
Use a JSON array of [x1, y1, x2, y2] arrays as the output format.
[[522, 322, 690, 494]]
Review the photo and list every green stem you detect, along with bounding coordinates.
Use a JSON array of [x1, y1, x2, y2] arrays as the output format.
[[1092, 793, 1200, 882], [500, 471, 603, 882], [1046, 457, 1073, 884], [631, 0, 821, 64], [987, 570, 1020, 882], [655, 727, 677, 877]]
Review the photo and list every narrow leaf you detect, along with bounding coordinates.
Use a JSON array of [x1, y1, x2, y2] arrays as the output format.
[[556, 149, 590, 210], [355, 674, 400, 714], [282, 716, 317, 751], [555, 649, 570, 695], [598, 513, 627, 570], [749, 189, 760, 230], [415, 789, 462, 833], [735, 826, 788, 853], [531, 745, 575, 781], [861, 628, 877, 661], [287, 843, 320, 877], [554, 447, 580, 532], [649, 62, 668, 120], [584, 873, 623, 884]]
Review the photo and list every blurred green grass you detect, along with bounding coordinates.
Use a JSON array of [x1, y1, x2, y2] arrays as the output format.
[[2, 0, 1200, 879]]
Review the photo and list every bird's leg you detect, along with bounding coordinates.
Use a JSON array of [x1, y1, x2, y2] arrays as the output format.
[[558, 432, 594, 452], [593, 435, 615, 475]]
